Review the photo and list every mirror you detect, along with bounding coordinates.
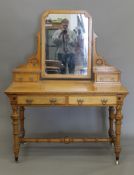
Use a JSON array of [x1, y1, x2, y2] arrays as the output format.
[[41, 10, 92, 79]]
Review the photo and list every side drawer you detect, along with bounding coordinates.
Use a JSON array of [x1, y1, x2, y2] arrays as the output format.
[[14, 73, 39, 82], [96, 74, 119, 82], [69, 96, 117, 105], [17, 96, 66, 105]]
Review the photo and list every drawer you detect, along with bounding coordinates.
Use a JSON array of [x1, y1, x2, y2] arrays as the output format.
[[14, 73, 39, 82], [96, 74, 119, 82], [17, 96, 66, 105], [69, 96, 117, 105]]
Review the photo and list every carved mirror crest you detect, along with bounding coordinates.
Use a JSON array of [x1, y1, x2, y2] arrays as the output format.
[[41, 10, 92, 79]]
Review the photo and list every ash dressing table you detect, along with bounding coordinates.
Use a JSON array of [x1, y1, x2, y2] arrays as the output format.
[[5, 10, 128, 164]]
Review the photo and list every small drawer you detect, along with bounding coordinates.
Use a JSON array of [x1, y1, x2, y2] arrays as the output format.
[[17, 96, 66, 105], [14, 73, 38, 82], [69, 96, 117, 106], [96, 74, 119, 82]]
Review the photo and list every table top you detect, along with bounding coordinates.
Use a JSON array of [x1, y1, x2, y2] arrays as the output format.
[[5, 80, 128, 95]]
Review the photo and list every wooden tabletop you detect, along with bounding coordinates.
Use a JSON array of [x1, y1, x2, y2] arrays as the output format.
[[5, 80, 128, 95]]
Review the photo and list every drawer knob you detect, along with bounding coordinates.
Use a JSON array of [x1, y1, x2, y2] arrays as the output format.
[[26, 99, 33, 104], [101, 99, 108, 105], [49, 98, 57, 104], [77, 99, 84, 105]]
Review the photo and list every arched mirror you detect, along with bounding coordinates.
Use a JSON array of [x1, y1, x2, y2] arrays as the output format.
[[41, 10, 92, 79]]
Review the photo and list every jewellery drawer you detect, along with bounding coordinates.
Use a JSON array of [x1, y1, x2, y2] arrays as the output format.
[[17, 96, 66, 105], [14, 73, 39, 82], [69, 96, 117, 105], [96, 74, 119, 82]]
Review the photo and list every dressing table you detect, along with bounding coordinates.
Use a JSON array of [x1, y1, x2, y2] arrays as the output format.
[[5, 10, 128, 164]]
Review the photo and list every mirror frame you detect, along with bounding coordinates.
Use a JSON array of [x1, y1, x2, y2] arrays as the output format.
[[41, 10, 92, 79]]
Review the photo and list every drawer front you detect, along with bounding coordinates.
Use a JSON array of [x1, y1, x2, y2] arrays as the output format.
[[69, 96, 117, 105], [17, 96, 66, 105], [14, 73, 38, 82], [96, 74, 119, 82]]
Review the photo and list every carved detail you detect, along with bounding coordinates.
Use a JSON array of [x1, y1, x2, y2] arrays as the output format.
[[114, 103, 123, 161], [96, 57, 104, 66], [117, 95, 124, 104], [19, 106, 25, 138], [28, 55, 39, 65], [108, 107, 115, 142], [8, 95, 17, 105], [64, 136, 73, 144], [11, 105, 20, 161]]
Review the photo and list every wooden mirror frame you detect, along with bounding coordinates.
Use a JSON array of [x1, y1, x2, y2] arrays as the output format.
[[41, 10, 93, 79]]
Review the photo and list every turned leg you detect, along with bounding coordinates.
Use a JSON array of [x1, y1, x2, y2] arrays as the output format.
[[114, 104, 123, 165], [19, 106, 25, 138], [108, 107, 115, 143], [11, 105, 20, 162]]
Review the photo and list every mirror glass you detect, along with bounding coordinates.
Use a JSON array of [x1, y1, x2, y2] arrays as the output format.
[[41, 11, 92, 78]]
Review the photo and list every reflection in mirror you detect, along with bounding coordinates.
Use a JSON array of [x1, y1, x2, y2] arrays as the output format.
[[45, 14, 89, 75]]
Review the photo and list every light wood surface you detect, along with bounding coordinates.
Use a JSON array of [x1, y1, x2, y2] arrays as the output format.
[[5, 80, 128, 163], [5, 81, 128, 94]]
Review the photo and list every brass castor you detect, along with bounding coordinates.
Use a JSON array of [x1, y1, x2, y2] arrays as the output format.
[[115, 158, 119, 165], [115, 160, 119, 165]]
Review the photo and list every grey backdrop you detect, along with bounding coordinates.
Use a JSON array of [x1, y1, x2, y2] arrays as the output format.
[[0, 0, 133, 160]]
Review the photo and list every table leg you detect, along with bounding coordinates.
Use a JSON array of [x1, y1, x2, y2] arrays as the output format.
[[11, 105, 20, 162], [19, 106, 25, 138], [114, 104, 123, 165], [108, 107, 115, 142]]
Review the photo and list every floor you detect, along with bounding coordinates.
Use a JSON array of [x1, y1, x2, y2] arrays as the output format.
[[0, 137, 134, 175]]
